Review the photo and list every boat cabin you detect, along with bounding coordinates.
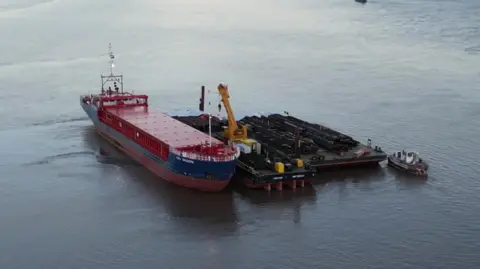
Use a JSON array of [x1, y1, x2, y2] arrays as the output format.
[[97, 94, 148, 109], [82, 71, 149, 109], [393, 150, 423, 165]]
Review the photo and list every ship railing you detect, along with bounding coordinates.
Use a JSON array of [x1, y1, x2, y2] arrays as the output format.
[[170, 147, 237, 162]]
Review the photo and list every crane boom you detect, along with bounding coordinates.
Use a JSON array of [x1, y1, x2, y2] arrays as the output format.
[[217, 83, 237, 134], [217, 83, 247, 141]]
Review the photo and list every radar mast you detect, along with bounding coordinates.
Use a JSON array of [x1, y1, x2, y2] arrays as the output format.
[[101, 43, 123, 94]]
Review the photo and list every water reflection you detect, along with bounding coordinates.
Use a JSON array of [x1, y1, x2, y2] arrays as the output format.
[[315, 166, 388, 188], [234, 177, 317, 224], [388, 168, 428, 190], [312, 166, 389, 201], [81, 126, 239, 236], [234, 182, 317, 206]]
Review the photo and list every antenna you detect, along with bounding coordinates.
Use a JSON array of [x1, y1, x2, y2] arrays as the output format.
[[101, 43, 123, 94], [108, 43, 115, 75], [208, 113, 212, 147]]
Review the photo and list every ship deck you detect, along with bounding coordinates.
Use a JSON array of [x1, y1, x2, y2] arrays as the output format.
[[106, 106, 224, 149]]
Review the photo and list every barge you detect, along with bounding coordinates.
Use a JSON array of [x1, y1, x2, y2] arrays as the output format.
[[173, 84, 317, 191], [239, 113, 387, 171], [80, 45, 237, 192], [173, 84, 386, 190]]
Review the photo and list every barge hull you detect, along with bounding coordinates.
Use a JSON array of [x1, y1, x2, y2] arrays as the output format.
[[244, 179, 313, 190], [236, 160, 315, 183], [234, 163, 314, 191], [82, 102, 230, 192], [96, 128, 230, 191], [311, 156, 386, 169]]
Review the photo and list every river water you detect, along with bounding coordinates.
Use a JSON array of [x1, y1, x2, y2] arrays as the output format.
[[1, 0, 480, 268]]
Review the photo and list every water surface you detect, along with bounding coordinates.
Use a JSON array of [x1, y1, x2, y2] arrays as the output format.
[[1, 0, 480, 268]]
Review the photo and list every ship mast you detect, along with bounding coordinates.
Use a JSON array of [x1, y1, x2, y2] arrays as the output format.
[[108, 43, 115, 76], [101, 43, 124, 94]]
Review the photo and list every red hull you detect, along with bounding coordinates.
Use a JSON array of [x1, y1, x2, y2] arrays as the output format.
[[97, 128, 230, 192]]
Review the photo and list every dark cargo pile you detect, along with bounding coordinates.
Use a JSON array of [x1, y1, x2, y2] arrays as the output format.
[[239, 114, 359, 156]]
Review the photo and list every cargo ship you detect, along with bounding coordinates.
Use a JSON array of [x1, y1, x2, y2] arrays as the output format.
[[80, 44, 238, 192]]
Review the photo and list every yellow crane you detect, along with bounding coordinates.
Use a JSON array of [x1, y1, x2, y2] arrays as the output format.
[[217, 83, 248, 141]]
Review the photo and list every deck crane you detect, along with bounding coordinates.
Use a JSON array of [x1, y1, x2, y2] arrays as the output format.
[[217, 83, 248, 141]]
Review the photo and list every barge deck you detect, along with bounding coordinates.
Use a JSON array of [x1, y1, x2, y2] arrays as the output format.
[[238, 113, 387, 170], [173, 113, 386, 171]]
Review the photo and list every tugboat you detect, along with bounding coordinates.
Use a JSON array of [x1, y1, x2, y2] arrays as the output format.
[[387, 150, 428, 176]]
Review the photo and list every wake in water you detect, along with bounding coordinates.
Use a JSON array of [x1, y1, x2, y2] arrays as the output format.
[[25, 151, 95, 165], [25, 150, 140, 167], [0, 55, 102, 70], [465, 44, 480, 54], [29, 116, 89, 127]]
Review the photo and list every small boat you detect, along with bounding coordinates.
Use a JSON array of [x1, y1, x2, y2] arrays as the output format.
[[355, 0, 367, 4], [387, 150, 428, 176]]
